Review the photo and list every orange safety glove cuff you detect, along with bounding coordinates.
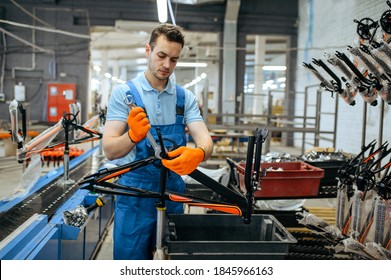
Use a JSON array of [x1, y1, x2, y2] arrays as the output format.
[[162, 146, 205, 175], [127, 107, 151, 143]]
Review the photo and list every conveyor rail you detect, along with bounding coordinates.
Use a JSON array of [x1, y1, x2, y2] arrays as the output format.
[[0, 148, 105, 242]]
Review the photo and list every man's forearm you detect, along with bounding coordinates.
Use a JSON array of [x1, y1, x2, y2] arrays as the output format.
[[103, 133, 135, 160], [196, 139, 213, 161]]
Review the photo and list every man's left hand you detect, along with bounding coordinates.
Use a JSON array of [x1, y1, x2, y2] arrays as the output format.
[[162, 146, 205, 175]]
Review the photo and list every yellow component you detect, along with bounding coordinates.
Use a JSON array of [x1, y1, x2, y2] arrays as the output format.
[[96, 197, 104, 207], [107, 177, 117, 183]]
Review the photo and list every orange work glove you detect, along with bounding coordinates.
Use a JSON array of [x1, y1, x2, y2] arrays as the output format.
[[162, 146, 205, 175], [127, 107, 150, 143]]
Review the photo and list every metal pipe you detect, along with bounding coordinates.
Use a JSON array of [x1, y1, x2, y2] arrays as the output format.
[[155, 208, 165, 254], [379, 99, 385, 147], [302, 87, 309, 153], [264, 90, 273, 153], [362, 102, 368, 147], [62, 122, 71, 183], [314, 88, 322, 147], [63, 151, 70, 181], [333, 89, 339, 149], [302, 84, 321, 153]]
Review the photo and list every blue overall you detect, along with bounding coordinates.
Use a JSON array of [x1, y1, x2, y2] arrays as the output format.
[[113, 81, 187, 260]]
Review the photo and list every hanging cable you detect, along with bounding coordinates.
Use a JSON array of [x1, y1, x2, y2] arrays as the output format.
[[0, 27, 52, 54], [0, 20, 90, 39], [10, 0, 53, 28]]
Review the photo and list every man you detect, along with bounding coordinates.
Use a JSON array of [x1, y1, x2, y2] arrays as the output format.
[[103, 23, 213, 260]]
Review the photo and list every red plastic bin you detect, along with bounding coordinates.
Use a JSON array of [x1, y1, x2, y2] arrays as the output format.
[[235, 161, 324, 198]]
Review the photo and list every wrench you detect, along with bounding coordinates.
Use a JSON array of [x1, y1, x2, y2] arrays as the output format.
[[124, 95, 166, 159]]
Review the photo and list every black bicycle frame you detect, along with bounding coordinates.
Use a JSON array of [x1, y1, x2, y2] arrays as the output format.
[[79, 127, 269, 223]]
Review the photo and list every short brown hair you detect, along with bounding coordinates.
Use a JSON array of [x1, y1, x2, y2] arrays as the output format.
[[149, 23, 185, 49]]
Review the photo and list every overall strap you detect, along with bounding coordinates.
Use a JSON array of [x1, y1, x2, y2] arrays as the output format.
[[125, 80, 145, 110], [175, 85, 185, 124], [126, 80, 185, 122]]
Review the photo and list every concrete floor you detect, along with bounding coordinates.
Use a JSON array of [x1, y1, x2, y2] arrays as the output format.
[[0, 138, 336, 260], [94, 220, 114, 260]]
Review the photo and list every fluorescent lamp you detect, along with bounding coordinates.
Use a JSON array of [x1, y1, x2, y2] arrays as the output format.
[[157, 0, 168, 23], [262, 65, 287, 71], [93, 65, 101, 72], [176, 62, 208, 68]]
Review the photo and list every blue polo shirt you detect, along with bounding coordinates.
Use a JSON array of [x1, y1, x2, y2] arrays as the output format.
[[106, 72, 203, 125], [105, 72, 203, 164]]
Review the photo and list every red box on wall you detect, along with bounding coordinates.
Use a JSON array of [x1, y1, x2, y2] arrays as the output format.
[[235, 161, 324, 199], [47, 83, 76, 123]]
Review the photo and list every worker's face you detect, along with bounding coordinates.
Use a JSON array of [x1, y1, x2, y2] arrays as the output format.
[[146, 36, 182, 81]]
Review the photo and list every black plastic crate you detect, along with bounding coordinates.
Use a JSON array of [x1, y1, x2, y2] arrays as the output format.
[[165, 214, 296, 260], [304, 160, 346, 186], [253, 208, 308, 228]]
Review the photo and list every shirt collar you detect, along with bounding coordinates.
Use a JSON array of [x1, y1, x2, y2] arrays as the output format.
[[138, 72, 175, 95]]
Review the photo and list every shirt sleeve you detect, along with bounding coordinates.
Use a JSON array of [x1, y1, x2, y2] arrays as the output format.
[[105, 84, 137, 163], [183, 88, 204, 124], [106, 84, 129, 122]]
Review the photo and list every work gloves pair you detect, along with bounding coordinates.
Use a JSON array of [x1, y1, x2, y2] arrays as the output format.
[[127, 106, 204, 175]]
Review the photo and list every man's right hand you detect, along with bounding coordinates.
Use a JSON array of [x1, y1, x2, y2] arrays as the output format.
[[127, 107, 150, 143]]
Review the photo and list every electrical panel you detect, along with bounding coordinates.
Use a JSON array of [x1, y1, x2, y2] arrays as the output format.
[[47, 83, 76, 123]]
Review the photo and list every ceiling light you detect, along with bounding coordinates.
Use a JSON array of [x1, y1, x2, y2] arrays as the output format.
[[157, 0, 168, 23], [104, 73, 112, 79], [263, 66, 287, 71], [176, 62, 207, 68]]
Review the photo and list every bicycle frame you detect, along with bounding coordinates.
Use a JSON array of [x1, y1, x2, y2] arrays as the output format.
[[10, 109, 102, 162], [79, 127, 269, 223]]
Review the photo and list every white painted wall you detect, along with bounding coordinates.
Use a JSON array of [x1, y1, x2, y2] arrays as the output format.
[[296, 0, 391, 154]]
